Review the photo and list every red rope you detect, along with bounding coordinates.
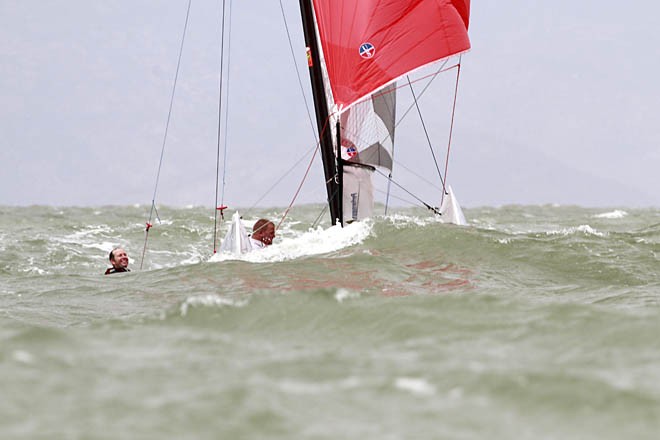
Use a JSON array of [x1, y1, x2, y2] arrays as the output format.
[[369, 63, 460, 103], [276, 115, 332, 230]]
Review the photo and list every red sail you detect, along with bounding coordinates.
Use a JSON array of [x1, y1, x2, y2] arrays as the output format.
[[312, 0, 471, 109]]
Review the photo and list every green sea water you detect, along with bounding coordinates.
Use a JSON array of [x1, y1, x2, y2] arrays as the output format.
[[1, 204, 659, 439]]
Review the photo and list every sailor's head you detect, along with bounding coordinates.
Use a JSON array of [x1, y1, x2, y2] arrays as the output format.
[[252, 219, 276, 246], [109, 247, 129, 269]]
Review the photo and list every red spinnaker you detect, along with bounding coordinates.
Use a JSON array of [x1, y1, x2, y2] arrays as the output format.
[[312, 0, 471, 109]]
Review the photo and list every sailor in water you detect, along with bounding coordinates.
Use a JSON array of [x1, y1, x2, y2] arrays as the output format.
[[250, 219, 275, 249], [105, 247, 131, 275]]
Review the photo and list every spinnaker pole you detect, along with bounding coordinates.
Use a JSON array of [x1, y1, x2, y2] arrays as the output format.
[[298, 0, 342, 225]]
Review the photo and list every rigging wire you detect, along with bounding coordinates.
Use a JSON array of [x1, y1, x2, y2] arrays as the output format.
[[375, 187, 418, 207], [227, 1, 329, 229], [372, 59, 453, 127], [246, 144, 318, 213], [441, 57, 463, 206], [391, 159, 443, 191], [220, 0, 234, 208], [278, 0, 318, 142], [140, 0, 193, 270], [275, 114, 335, 231], [276, 145, 320, 230], [276, 123, 327, 230], [211, 0, 319, 237], [381, 59, 462, 215], [311, 204, 329, 229], [374, 168, 441, 216], [213, 0, 230, 254], [383, 59, 451, 214], [384, 174, 393, 216], [407, 76, 445, 189]]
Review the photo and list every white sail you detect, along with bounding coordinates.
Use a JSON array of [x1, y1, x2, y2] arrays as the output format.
[[219, 212, 253, 254], [440, 185, 467, 226], [340, 83, 396, 171], [338, 83, 397, 222]]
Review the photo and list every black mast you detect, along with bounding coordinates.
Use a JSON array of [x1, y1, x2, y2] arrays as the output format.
[[298, 0, 342, 225]]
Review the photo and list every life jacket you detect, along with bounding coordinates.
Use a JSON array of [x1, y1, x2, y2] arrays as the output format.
[[104, 267, 130, 275]]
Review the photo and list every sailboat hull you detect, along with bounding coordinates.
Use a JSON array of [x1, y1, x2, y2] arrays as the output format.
[[343, 165, 374, 222]]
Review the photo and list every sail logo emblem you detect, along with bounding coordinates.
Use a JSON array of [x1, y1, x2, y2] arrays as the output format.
[[342, 139, 358, 159], [359, 42, 375, 59]]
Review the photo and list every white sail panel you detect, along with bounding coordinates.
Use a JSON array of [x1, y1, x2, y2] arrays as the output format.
[[440, 185, 467, 225], [340, 84, 396, 171]]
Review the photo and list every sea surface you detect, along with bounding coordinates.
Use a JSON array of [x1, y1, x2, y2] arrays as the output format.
[[1, 204, 659, 439]]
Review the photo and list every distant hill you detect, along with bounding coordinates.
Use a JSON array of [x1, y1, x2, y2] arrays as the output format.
[[449, 133, 657, 208]]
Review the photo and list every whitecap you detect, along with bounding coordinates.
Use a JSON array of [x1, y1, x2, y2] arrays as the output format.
[[334, 288, 360, 303], [394, 377, 436, 396], [179, 294, 248, 316], [575, 225, 605, 236], [53, 225, 114, 246], [546, 225, 605, 237], [594, 210, 628, 219], [385, 213, 441, 228]]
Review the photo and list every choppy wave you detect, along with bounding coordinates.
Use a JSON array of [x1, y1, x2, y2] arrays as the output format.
[[209, 219, 373, 263], [2, 204, 660, 439], [594, 209, 628, 219]]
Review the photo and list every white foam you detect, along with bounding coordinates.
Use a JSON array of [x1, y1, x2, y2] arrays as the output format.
[[208, 220, 373, 263], [88, 240, 119, 253], [334, 288, 360, 303], [180, 294, 248, 316], [151, 219, 174, 227], [22, 256, 47, 275], [385, 213, 442, 228], [53, 225, 113, 246], [394, 377, 436, 396], [12, 350, 35, 364], [546, 225, 605, 237], [594, 210, 628, 219]]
